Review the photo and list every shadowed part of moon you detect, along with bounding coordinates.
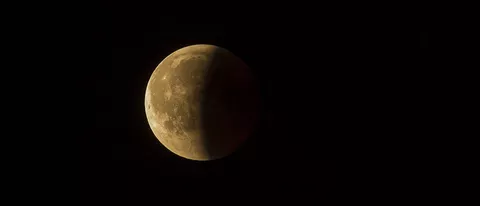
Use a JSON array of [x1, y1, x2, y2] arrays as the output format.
[[200, 47, 259, 160], [145, 44, 259, 161]]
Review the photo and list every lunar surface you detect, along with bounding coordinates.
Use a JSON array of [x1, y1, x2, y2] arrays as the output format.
[[145, 44, 259, 161]]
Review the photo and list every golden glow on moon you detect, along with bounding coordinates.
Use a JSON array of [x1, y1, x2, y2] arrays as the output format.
[[145, 44, 258, 161]]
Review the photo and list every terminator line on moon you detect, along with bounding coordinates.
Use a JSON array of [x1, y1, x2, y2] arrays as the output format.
[[145, 44, 259, 161]]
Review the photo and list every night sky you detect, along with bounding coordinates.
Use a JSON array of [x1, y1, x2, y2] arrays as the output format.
[[79, 3, 428, 202]]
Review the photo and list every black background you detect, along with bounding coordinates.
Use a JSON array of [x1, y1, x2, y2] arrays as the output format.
[[77, 2, 428, 203]]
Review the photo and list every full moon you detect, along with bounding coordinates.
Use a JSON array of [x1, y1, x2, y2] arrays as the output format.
[[145, 44, 259, 161]]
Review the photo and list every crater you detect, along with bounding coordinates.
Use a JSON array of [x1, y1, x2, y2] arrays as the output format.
[[163, 120, 174, 131]]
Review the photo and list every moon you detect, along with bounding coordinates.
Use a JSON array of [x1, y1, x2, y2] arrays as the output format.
[[145, 44, 259, 161]]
